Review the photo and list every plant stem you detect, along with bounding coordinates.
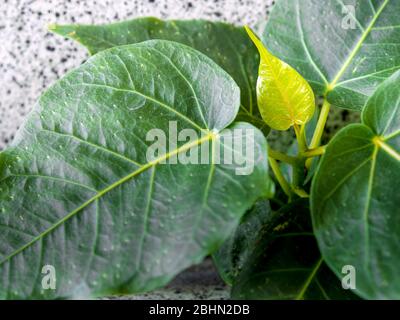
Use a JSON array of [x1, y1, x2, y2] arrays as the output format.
[[268, 157, 292, 200], [292, 157, 306, 188], [309, 99, 331, 149], [301, 145, 326, 158], [293, 123, 307, 152], [292, 187, 309, 198], [306, 99, 331, 168], [268, 147, 298, 165]]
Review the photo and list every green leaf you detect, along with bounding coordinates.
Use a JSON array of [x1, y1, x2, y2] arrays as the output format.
[[217, 200, 358, 299], [245, 26, 315, 131], [263, 0, 400, 110], [0, 40, 273, 299], [311, 70, 400, 299], [213, 200, 271, 285], [49, 18, 267, 133]]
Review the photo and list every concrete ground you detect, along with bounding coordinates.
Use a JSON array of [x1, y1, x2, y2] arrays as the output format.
[[107, 259, 230, 300]]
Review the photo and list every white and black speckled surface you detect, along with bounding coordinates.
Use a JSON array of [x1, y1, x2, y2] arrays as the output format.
[[0, 0, 274, 150]]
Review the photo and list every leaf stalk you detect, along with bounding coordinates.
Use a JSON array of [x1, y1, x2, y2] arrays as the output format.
[[293, 123, 308, 153], [268, 147, 298, 166], [306, 99, 331, 168], [268, 157, 292, 201], [300, 146, 326, 158]]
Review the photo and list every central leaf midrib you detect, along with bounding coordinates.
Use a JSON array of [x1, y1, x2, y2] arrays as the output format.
[[0, 132, 215, 266], [362, 145, 378, 280], [376, 138, 400, 161]]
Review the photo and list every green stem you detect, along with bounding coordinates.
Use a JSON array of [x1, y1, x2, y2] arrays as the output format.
[[301, 146, 326, 158], [306, 99, 331, 169], [292, 187, 309, 198], [268, 157, 292, 200], [293, 123, 307, 153], [268, 147, 298, 166], [292, 158, 306, 188], [309, 99, 331, 149]]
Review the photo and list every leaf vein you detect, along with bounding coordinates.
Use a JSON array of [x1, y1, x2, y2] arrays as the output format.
[[74, 82, 206, 133], [40, 128, 142, 167], [0, 133, 214, 267]]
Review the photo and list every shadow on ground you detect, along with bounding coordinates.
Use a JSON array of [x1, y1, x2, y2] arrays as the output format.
[[106, 258, 229, 300]]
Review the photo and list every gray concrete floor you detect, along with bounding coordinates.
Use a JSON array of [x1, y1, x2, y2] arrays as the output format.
[[107, 259, 230, 300]]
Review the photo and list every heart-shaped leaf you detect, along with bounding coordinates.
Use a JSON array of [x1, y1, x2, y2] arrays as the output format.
[[0, 40, 273, 299], [215, 200, 358, 299], [263, 0, 400, 110], [49, 18, 267, 133], [245, 26, 315, 131], [311, 70, 400, 299]]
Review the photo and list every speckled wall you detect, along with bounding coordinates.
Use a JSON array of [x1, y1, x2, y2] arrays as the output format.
[[0, 0, 275, 150]]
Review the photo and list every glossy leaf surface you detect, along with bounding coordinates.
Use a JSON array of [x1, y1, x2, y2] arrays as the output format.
[[215, 200, 358, 299], [49, 18, 267, 133], [311, 71, 400, 299], [0, 40, 273, 299], [263, 0, 400, 110]]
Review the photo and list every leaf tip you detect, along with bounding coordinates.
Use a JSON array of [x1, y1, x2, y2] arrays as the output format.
[[47, 23, 57, 31], [244, 25, 271, 64], [244, 25, 260, 48], [243, 25, 252, 36], [47, 24, 77, 38]]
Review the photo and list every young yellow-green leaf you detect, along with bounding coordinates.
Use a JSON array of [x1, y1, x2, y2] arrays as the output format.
[[245, 26, 315, 131]]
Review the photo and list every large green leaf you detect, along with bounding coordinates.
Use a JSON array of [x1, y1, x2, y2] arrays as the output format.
[[218, 200, 358, 299], [49, 18, 267, 133], [0, 40, 273, 299], [263, 0, 400, 110], [311, 70, 400, 299]]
